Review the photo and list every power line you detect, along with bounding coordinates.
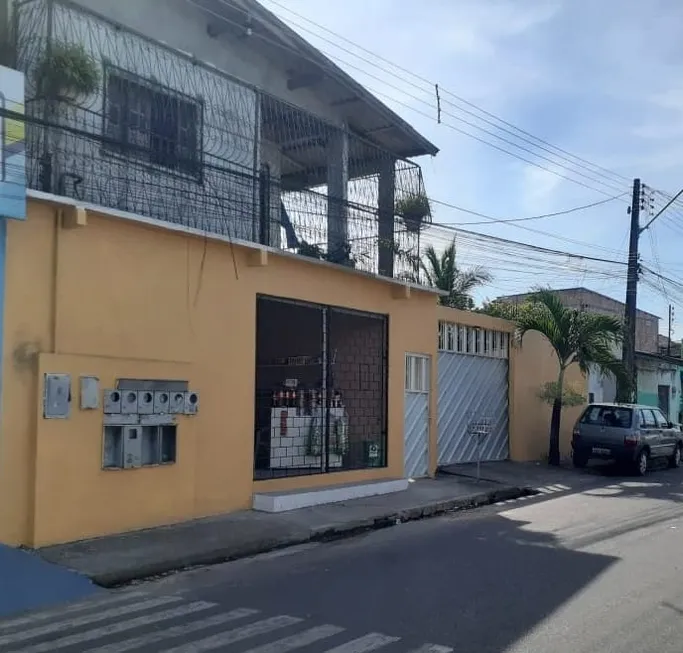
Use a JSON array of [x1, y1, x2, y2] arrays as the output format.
[[433, 192, 625, 226], [257, 0, 632, 187], [189, 0, 632, 200], [0, 103, 626, 257], [425, 221, 628, 267]]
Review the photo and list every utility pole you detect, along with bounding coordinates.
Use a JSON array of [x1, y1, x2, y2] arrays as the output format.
[[668, 304, 675, 356], [619, 178, 641, 402], [617, 181, 683, 399]]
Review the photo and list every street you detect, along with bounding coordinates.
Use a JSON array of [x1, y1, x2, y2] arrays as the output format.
[[4, 467, 683, 652]]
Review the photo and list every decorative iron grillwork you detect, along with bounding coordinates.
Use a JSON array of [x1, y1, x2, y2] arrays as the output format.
[[10, 0, 429, 279], [254, 296, 388, 480]]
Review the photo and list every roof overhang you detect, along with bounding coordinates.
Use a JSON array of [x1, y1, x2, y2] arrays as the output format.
[[202, 0, 439, 160]]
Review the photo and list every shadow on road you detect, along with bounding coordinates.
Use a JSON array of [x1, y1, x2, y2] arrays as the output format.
[[192, 508, 617, 652]]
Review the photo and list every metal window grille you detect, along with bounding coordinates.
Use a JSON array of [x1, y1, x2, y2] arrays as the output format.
[[437, 321, 510, 359]]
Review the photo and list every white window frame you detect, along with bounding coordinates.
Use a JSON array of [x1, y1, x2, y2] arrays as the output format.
[[405, 353, 430, 393]]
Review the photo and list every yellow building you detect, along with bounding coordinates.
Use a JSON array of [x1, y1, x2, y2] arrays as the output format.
[[0, 2, 585, 549], [0, 196, 586, 548], [0, 197, 443, 547]]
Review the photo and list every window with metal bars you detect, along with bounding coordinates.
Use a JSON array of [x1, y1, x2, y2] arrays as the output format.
[[103, 65, 203, 179]]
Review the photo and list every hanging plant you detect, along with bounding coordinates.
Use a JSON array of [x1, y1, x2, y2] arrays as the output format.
[[34, 41, 100, 104], [395, 192, 432, 234]]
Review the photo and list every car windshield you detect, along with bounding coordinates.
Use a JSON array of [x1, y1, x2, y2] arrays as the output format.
[[581, 406, 632, 428]]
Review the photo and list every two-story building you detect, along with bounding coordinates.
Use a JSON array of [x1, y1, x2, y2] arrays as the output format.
[[0, 0, 447, 548]]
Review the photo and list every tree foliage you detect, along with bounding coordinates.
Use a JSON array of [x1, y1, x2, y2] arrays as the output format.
[[502, 288, 628, 465], [421, 238, 492, 310], [537, 381, 586, 407]]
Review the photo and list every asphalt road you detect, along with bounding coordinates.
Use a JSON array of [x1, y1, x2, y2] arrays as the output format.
[[4, 466, 683, 652]]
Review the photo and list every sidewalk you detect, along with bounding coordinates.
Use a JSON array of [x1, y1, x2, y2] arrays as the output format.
[[36, 475, 529, 587], [439, 460, 610, 490]]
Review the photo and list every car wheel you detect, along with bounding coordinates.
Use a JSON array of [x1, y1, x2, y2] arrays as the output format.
[[634, 449, 649, 476], [572, 451, 589, 468], [669, 444, 682, 469]]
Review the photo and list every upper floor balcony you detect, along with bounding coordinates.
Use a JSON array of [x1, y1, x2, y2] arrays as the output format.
[[10, 0, 436, 279]]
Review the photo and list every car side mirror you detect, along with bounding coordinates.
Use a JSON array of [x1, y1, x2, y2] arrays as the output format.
[[667, 422, 674, 429]]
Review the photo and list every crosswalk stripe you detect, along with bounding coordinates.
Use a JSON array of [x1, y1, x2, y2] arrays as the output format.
[[0, 590, 148, 633], [240, 625, 345, 653], [81, 607, 259, 653], [322, 633, 400, 652], [408, 645, 454, 652], [0, 595, 182, 646], [160, 614, 303, 653], [11, 601, 216, 653]]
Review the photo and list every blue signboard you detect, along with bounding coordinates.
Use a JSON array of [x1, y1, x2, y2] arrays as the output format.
[[0, 66, 26, 220]]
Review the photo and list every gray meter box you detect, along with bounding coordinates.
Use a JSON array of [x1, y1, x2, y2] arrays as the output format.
[[43, 374, 71, 419]]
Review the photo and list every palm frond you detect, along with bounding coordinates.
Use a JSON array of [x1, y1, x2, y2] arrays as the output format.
[[420, 237, 491, 309]]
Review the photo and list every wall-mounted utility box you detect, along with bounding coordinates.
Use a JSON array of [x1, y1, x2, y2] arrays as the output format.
[[169, 391, 185, 414], [121, 391, 139, 415], [184, 391, 199, 415], [103, 389, 122, 414], [123, 425, 142, 469], [80, 376, 99, 410], [153, 391, 170, 414], [43, 374, 71, 419], [137, 390, 154, 415]]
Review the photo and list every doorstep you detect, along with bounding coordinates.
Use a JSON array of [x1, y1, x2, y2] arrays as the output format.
[[37, 476, 526, 587], [253, 478, 410, 512]]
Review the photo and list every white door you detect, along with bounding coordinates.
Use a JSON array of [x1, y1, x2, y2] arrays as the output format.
[[404, 353, 430, 478]]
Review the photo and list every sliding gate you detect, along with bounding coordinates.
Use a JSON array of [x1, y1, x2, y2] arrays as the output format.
[[437, 321, 510, 465]]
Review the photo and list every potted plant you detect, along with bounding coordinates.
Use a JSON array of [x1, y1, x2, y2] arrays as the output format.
[[34, 41, 100, 104], [395, 192, 432, 233], [32, 41, 100, 193]]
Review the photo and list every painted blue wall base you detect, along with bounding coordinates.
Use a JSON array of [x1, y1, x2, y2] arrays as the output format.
[[0, 544, 102, 618]]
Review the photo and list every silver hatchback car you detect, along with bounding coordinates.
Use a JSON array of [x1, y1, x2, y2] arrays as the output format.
[[572, 403, 683, 475]]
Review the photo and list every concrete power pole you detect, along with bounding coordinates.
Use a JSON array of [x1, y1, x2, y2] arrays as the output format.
[[619, 178, 641, 402]]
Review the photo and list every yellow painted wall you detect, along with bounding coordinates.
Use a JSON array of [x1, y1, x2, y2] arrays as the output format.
[[436, 306, 588, 463], [0, 200, 438, 547], [510, 330, 587, 462]]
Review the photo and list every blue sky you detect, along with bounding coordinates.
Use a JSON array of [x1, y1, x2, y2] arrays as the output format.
[[263, 0, 683, 338]]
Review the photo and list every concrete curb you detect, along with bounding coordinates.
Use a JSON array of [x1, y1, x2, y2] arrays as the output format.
[[88, 485, 531, 587]]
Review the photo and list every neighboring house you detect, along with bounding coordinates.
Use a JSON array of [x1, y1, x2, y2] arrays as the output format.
[[635, 352, 683, 424], [658, 334, 682, 358], [498, 287, 660, 353], [497, 287, 663, 408]]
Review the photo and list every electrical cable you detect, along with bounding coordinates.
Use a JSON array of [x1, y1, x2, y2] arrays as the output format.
[[257, 0, 632, 188], [187, 0, 632, 200]]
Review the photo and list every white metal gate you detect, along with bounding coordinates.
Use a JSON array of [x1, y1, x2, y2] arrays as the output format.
[[404, 353, 430, 478], [437, 321, 509, 465]]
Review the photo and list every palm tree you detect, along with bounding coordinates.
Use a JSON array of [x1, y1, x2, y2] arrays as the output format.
[[509, 289, 627, 466], [422, 238, 492, 309]]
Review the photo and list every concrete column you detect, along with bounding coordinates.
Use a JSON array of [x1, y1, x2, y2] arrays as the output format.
[[377, 158, 395, 278], [0, 0, 11, 67], [326, 128, 349, 263]]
